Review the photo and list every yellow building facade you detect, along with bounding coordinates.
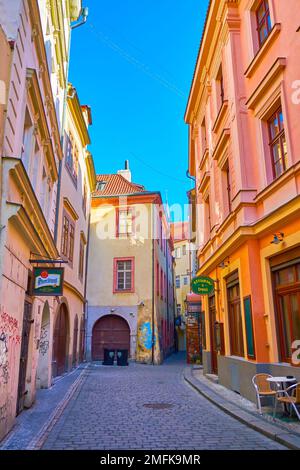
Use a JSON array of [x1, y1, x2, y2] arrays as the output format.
[[86, 169, 175, 365], [171, 222, 190, 352]]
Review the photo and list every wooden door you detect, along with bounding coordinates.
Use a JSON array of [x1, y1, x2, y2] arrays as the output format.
[[227, 281, 244, 357], [52, 305, 68, 377], [72, 315, 78, 367], [17, 301, 32, 415], [276, 290, 300, 363], [209, 295, 218, 375], [79, 317, 85, 363], [92, 315, 130, 361]]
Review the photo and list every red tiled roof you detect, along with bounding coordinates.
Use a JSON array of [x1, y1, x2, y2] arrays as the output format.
[[93, 174, 146, 197]]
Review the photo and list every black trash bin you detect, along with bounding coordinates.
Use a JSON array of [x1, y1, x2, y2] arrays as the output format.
[[116, 349, 128, 366], [103, 349, 115, 365]]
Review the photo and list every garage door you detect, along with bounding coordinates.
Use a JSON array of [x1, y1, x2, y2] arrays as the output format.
[[92, 315, 130, 360]]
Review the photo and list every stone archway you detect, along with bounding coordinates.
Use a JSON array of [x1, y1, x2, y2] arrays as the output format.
[[52, 303, 69, 378], [92, 315, 130, 361], [36, 301, 50, 389]]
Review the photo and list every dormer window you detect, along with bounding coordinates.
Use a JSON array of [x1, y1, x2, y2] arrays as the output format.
[[96, 181, 106, 191]]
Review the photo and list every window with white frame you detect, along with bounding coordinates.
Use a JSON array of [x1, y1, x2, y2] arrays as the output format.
[[114, 258, 134, 292]]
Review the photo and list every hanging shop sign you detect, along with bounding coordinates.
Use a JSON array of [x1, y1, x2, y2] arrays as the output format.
[[33, 267, 64, 296], [191, 276, 215, 295]]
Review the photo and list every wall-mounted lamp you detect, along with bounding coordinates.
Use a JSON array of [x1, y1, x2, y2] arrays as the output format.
[[71, 7, 89, 30], [110, 308, 116, 313], [218, 258, 230, 269], [139, 301, 145, 307], [271, 233, 284, 245]]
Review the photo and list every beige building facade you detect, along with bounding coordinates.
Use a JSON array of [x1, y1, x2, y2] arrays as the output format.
[[171, 222, 190, 352]]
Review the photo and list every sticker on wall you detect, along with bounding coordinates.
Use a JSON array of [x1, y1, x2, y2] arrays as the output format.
[[138, 321, 155, 350]]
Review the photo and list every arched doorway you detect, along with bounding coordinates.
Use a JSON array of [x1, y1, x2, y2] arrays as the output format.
[[52, 304, 69, 377], [92, 315, 130, 361], [36, 301, 50, 389], [79, 316, 85, 363], [72, 315, 78, 367]]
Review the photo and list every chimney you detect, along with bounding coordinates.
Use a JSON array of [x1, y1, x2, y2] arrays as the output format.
[[117, 160, 132, 182]]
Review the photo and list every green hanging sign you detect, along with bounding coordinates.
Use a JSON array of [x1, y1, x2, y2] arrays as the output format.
[[33, 267, 64, 296], [191, 276, 215, 295]]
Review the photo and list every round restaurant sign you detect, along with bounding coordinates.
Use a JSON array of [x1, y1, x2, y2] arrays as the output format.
[[191, 276, 215, 295]]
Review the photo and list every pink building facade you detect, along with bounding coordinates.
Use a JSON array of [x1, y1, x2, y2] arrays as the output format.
[[185, 0, 300, 401], [0, 0, 86, 440]]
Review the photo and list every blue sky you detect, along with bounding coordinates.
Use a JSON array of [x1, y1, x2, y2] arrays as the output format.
[[69, 0, 209, 220]]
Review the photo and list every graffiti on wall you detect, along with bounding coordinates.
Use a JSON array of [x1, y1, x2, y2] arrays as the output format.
[[0, 333, 9, 384], [137, 321, 161, 363], [0, 310, 20, 387], [39, 325, 49, 356], [0, 402, 7, 423], [0, 312, 20, 340], [138, 321, 153, 351]]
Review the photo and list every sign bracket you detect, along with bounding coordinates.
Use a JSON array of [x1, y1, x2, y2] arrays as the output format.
[[29, 252, 68, 265], [29, 259, 68, 264]]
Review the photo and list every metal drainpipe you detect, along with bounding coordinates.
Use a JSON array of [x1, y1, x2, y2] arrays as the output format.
[[151, 215, 155, 366], [186, 169, 196, 183], [0, 42, 13, 275], [83, 212, 91, 361], [165, 238, 169, 358]]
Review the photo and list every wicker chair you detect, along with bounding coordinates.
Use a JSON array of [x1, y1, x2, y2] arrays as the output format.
[[252, 374, 277, 414], [273, 383, 300, 421]]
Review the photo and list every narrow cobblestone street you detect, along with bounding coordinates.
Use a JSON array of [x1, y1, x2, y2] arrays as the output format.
[[2, 354, 285, 450]]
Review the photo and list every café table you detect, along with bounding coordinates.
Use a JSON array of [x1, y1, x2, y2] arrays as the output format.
[[267, 376, 296, 415]]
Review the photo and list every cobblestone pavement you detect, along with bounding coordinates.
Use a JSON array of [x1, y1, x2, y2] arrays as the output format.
[[38, 355, 286, 450]]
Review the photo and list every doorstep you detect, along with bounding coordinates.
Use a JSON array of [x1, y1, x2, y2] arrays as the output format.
[[205, 373, 219, 384], [184, 366, 300, 450]]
